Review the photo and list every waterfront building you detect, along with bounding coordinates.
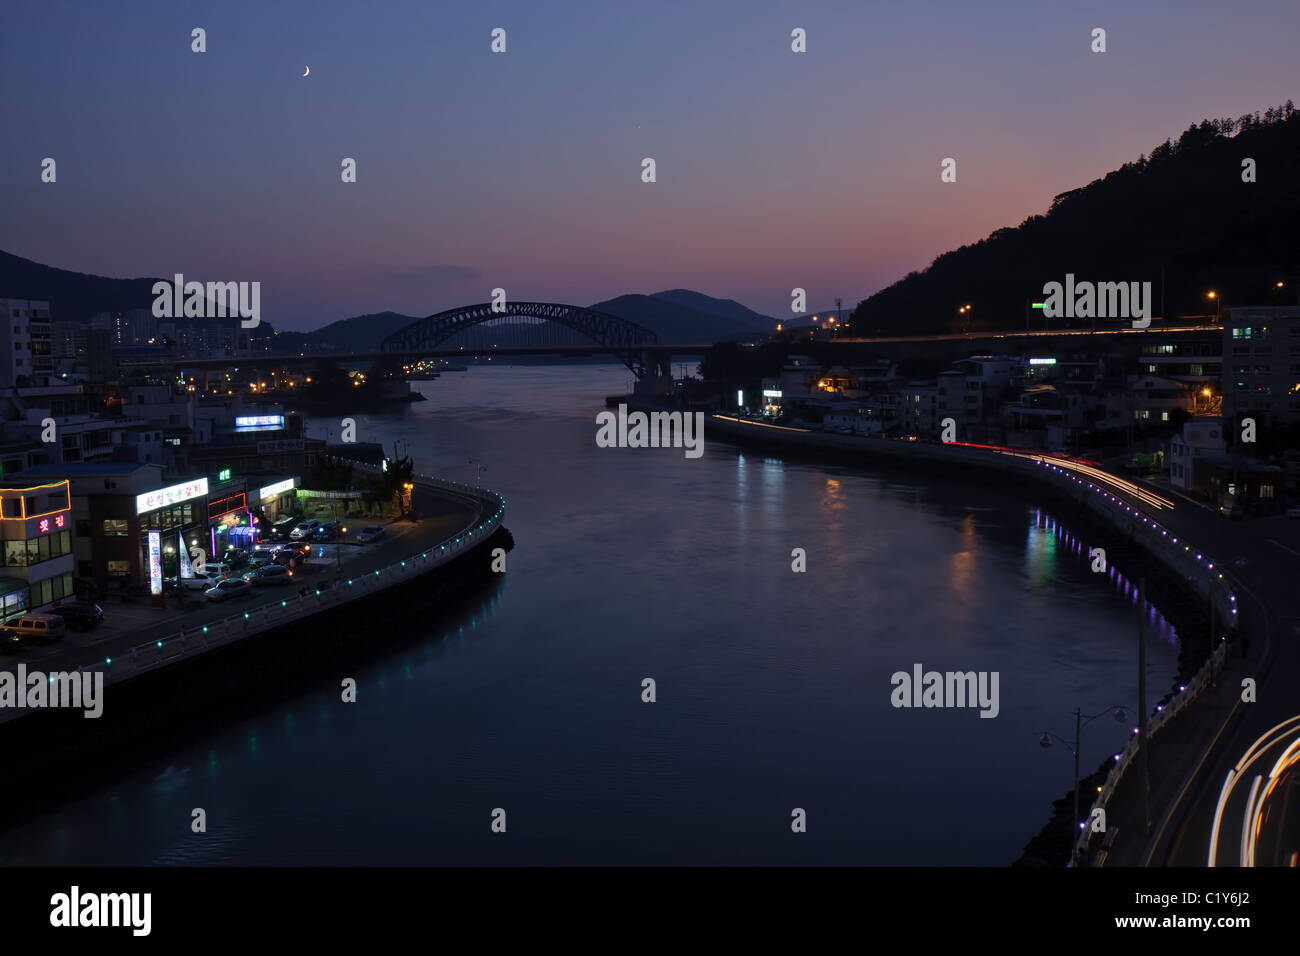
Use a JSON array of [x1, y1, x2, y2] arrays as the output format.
[[777, 355, 822, 397], [15, 463, 209, 594], [1005, 384, 1069, 450], [897, 381, 940, 437], [0, 478, 75, 620], [206, 472, 255, 556], [823, 410, 883, 435], [250, 475, 300, 522]]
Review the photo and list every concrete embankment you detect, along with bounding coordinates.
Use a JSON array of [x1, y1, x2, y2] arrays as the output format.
[[0, 523, 514, 827]]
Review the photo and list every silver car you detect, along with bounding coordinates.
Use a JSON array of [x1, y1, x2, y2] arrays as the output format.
[[204, 578, 254, 602]]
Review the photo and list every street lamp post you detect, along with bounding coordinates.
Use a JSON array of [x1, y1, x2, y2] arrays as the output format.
[[1039, 704, 1132, 862], [1207, 291, 1220, 323]]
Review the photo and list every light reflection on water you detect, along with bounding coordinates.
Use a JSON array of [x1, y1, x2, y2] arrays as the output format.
[[0, 366, 1182, 866]]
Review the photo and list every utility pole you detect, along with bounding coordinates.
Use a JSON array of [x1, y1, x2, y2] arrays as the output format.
[[1072, 708, 1082, 843], [1138, 576, 1152, 834]]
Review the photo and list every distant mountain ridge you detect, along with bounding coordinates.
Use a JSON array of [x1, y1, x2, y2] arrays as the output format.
[[0, 249, 159, 319], [0, 250, 775, 349]]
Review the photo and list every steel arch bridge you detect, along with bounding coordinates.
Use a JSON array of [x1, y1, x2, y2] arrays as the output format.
[[379, 301, 661, 376]]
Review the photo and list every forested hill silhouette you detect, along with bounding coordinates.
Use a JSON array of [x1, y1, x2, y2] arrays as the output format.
[[851, 101, 1300, 336]]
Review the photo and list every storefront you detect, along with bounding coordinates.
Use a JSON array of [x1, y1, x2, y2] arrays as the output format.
[[207, 488, 254, 558], [0, 479, 76, 617], [136, 477, 209, 594], [256, 476, 300, 521]]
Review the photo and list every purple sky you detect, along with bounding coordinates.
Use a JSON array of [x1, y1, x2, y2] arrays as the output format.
[[2, 0, 1297, 329]]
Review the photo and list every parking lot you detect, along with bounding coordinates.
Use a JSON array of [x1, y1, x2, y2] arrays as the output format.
[[0, 516, 435, 672]]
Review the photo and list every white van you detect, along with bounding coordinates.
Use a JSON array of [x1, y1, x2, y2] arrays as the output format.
[[13, 613, 66, 642]]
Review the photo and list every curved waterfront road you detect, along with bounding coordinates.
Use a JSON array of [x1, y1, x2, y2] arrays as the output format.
[[1079, 473, 1300, 867]]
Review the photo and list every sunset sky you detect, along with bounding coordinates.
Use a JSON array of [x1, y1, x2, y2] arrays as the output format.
[[3, 0, 1297, 328]]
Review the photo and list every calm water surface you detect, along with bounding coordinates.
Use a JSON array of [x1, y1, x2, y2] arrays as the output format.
[[0, 365, 1179, 865]]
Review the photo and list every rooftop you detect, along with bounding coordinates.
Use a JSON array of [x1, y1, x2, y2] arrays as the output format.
[[14, 462, 157, 477]]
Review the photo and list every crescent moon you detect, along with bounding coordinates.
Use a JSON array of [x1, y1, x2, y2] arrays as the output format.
[[302, 65, 310, 77]]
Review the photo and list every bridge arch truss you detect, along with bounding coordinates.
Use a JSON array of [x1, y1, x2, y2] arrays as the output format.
[[379, 302, 660, 376]]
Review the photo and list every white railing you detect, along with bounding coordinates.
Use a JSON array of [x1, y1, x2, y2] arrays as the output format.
[[0, 476, 505, 723], [1010, 456, 1241, 865]]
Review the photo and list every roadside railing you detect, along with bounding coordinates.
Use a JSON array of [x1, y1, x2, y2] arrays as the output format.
[[0, 476, 505, 723], [1004, 455, 1240, 865]]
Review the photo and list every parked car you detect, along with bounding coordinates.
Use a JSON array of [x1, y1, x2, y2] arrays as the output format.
[[271, 549, 301, 569], [310, 521, 339, 541], [0, 627, 23, 654], [11, 613, 66, 643], [204, 578, 255, 602], [221, 547, 249, 569], [1287, 504, 1300, 519], [278, 541, 311, 557], [356, 525, 386, 543], [290, 519, 322, 540], [1219, 503, 1244, 519], [245, 565, 294, 586], [268, 516, 299, 541], [247, 547, 277, 569], [177, 569, 226, 592], [48, 601, 104, 631]]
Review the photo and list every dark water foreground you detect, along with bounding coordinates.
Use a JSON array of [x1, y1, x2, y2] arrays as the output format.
[[0, 366, 1184, 865], [0, 528, 513, 839]]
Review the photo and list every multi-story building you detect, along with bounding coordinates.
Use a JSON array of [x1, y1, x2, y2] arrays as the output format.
[[1223, 306, 1300, 424], [1137, 336, 1222, 387], [1168, 419, 1226, 491], [50, 320, 87, 361], [1103, 375, 1195, 429], [937, 369, 983, 439], [897, 382, 939, 437], [0, 478, 76, 620], [16, 463, 210, 594], [0, 298, 53, 388], [90, 308, 158, 348], [158, 317, 249, 358]]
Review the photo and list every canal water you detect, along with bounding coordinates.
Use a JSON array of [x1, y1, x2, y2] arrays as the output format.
[[0, 365, 1180, 865]]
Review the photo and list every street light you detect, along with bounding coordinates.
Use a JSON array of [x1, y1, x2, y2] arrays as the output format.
[[1207, 291, 1220, 322], [1038, 704, 1133, 862], [468, 459, 486, 487]]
